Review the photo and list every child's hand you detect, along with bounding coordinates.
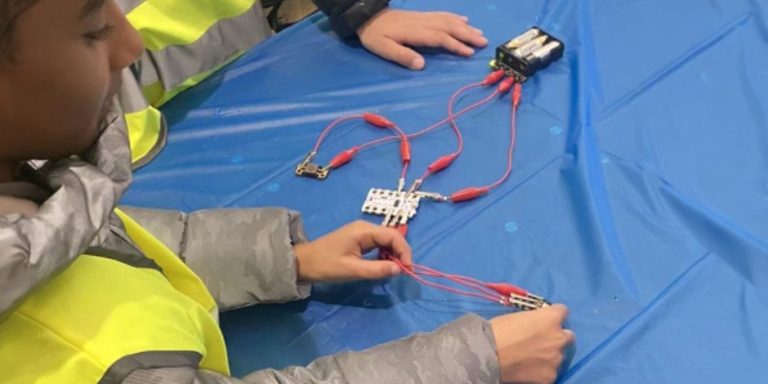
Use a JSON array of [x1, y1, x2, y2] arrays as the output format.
[[356, 9, 488, 70], [490, 305, 575, 384], [294, 220, 413, 282]]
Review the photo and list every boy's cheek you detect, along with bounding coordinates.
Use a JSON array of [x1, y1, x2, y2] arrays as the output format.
[[9, 89, 103, 160]]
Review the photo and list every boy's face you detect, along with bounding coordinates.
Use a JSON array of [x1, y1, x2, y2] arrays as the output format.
[[0, 0, 144, 161]]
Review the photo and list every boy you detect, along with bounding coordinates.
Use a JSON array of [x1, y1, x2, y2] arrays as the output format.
[[0, 1, 573, 383]]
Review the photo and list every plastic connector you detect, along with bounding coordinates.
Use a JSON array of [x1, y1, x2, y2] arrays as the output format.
[[363, 113, 395, 128], [488, 283, 528, 297], [482, 69, 506, 86], [428, 154, 458, 174], [328, 147, 360, 169], [451, 187, 491, 202], [498, 77, 516, 94], [513, 83, 522, 107], [400, 140, 411, 164]]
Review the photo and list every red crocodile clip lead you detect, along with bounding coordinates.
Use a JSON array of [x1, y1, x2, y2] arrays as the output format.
[[363, 113, 395, 128]]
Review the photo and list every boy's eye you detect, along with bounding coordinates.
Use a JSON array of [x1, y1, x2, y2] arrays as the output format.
[[83, 24, 116, 43]]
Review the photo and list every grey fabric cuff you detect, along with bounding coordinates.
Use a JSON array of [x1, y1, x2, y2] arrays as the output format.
[[330, 314, 500, 384], [119, 206, 312, 310], [118, 206, 187, 256]]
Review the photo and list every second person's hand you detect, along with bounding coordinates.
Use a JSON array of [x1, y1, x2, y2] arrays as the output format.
[[356, 9, 489, 70]]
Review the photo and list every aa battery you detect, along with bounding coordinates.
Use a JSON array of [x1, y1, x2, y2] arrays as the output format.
[[505, 28, 540, 49], [512, 35, 548, 58], [525, 41, 562, 64]]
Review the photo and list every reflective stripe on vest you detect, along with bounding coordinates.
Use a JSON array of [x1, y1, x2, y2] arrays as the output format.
[[119, 0, 271, 167], [0, 210, 228, 383]]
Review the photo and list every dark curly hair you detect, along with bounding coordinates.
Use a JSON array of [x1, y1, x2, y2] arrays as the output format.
[[1, 0, 39, 61]]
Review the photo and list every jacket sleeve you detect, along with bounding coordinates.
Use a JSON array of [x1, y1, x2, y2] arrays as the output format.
[[118, 0, 273, 107], [116, 0, 274, 166], [311, 0, 390, 38], [119, 206, 311, 310], [118, 314, 501, 384]]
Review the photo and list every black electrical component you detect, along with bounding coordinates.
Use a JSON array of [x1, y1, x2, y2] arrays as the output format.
[[491, 27, 564, 82], [295, 152, 330, 179]]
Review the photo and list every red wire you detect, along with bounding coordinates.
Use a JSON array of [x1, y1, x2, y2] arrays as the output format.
[[388, 256, 503, 303], [406, 270, 502, 303], [390, 124, 409, 139], [383, 248, 504, 302], [311, 81, 514, 194], [412, 264, 499, 296], [446, 84, 479, 156], [313, 84, 493, 156], [390, 124, 411, 179], [414, 271, 499, 298], [416, 83, 481, 181], [401, 163, 409, 180], [313, 115, 365, 153], [484, 92, 520, 190], [358, 87, 499, 151], [314, 115, 411, 176], [446, 84, 477, 157]]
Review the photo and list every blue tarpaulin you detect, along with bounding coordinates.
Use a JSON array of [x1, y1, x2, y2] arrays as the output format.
[[123, 0, 768, 382]]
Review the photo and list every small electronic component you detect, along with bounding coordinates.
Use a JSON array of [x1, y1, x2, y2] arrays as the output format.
[[492, 27, 564, 82], [295, 152, 329, 179], [362, 188, 421, 226]]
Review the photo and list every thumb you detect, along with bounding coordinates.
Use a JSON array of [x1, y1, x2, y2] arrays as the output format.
[[364, 36, 425, 70], [345, 258, 403, 280]]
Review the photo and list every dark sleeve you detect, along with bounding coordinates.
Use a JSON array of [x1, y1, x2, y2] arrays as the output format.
[[311, 0, 390, 38]]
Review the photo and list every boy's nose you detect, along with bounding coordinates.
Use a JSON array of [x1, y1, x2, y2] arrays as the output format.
[[108, 1, 144, 72]]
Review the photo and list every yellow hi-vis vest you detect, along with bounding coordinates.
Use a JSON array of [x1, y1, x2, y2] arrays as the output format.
[[121, 0, 271, 167], [0, 209, 228, 384]]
